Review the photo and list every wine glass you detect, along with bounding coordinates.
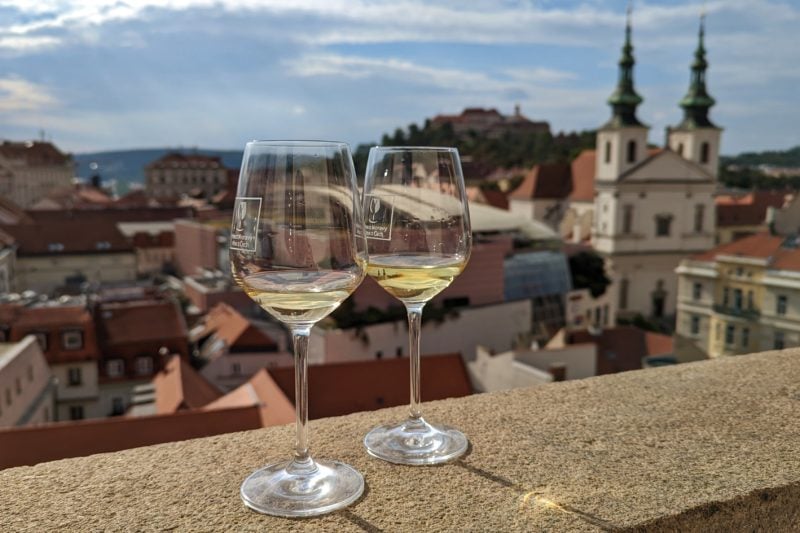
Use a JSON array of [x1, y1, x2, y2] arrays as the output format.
[[362, 146, 472, 465], [231, 141, 367, 517]]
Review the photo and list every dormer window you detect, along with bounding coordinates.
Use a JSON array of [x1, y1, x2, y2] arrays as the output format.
[[627, 140, 636, 163], [96, 241, 111, 250], [47, 243, 64, 252]]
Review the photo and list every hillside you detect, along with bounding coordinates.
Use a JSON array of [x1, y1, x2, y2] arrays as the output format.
[[722, 145, 800, 168], [73, 148, 243, 193]]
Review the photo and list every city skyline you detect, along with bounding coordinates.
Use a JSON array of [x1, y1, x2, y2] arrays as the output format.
[[0, 0, 797, 155]]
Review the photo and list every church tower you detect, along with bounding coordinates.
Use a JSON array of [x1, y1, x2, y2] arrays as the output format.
[[595, 8, 649, 182], [667, 15, 723, 177]]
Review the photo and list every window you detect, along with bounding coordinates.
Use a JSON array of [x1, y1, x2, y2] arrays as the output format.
[[725, 325, 735, 345], [396, 347, 403, 357], [232, 362, 242, 375], [604, 141, 611, 163], [742, 328, 750, 347], [375, 350, 383, 359], [692, 283, 702, 301], [67, 367, 82, 386], [677, 143, 684, 156], [135, 357, 154, 376], [62, 330, 83, 350], [777, 295, 788, 315], [106, 359, 125, 378], [0, 326, 8, 342], [14, 378, 21, 395], [700, 142, 710, 164], [111, 397, 125, 416], [723, 287, 730, 307], [747, 291, 754, 310], [627, 140, 636, 163], [694, 204, 705, 233], [774, 331, 785, 350], [622, 205, 634, 235], [4, 388, 10, 406], [690, 315, 700, 335], [619, 278, 629, 310], [603, 305, 610, 326], [733, 289, 743, 310], [655, 215, 672, 237], [33, 332, 48, 352], [69, 405, 84, 420]]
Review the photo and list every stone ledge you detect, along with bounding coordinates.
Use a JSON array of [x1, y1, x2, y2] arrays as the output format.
[[2, 350, 800, 532]]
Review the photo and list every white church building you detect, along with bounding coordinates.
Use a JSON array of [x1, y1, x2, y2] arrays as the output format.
[[513, 14, 722, 320]]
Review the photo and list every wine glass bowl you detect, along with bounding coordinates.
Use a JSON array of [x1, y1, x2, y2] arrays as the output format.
[[362, 146, 472, 465], [230, 140, 366, 517]]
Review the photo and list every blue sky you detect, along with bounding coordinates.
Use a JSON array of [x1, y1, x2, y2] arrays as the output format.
[[0, 0, 797, 155]]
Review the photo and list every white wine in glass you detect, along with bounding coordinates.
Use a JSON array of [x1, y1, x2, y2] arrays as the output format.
[[362, 146, 471, 465], [231, 141, 367, 517]]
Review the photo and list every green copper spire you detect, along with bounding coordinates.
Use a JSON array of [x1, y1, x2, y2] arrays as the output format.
[[604, 6, 644, 128], [678, 14, 717, 129]]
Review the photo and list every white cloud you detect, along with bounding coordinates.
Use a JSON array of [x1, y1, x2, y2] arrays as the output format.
[[0, 77, 58, 112]]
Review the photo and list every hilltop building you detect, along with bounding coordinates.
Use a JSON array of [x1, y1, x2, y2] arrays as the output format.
[[430, 106, 550, 139], [0, 141, 74, 208]]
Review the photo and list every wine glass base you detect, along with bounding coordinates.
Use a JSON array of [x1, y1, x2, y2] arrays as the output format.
[[364, 417, 468, 465], [240, 459, 364, 518]]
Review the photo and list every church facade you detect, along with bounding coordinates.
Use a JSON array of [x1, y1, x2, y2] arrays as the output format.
[[562, 14, 722, 320]]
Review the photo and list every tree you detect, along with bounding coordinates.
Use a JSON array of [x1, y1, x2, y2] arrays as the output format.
[[569, 251, 611, 298]]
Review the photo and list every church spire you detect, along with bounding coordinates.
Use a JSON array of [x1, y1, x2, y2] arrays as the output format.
[[605, 5, 644, 128], [678, 13, 717, 128]]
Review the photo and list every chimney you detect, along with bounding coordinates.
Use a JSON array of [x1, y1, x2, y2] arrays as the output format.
[[514, 104, 521, 117], [549, 362, 567, 382]]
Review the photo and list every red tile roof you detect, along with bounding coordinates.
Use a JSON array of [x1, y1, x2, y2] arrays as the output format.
[[716, 191, 788, 227], [204, 368, 295, 427], [0, 141, 71, 166], [202, 303, 278, 352], [569, 150, 596, 202], [565, 326, 673, 375], [97, 299, 188, 346], [2, 303, 100, 365], [692, 233, 784, 262], [153, 355, 223, 414], [0, 220, 132, 255], [146, 152, 224, 170], [0, 406, 263, 470], [268, 354, 472, 419], [509, 163, 572, 200], [0, 196, 32, 224]]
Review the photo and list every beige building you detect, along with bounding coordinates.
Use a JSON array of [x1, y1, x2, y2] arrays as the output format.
[[0, 141, 74, 208], [0, 336, 55, 427], [675, 233, 800, 360], [117, 221, 176, 275], [145, 153, 229, 199]]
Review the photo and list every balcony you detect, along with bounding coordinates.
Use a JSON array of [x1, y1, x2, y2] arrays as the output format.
[[713, 303, 760, 320], [2, 350, 799, 531]]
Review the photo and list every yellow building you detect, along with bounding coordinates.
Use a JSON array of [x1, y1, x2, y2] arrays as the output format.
[[675, 233, 800, 359]]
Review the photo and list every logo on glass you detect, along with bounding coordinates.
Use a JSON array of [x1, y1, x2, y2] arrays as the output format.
[[230, 197, 262, 252], [363, 194, 394, 241]]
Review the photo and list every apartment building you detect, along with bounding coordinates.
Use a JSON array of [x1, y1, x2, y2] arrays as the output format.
[[675, 233, 800, 359], [0, 336, 54, 427], [145, 153, 229, 199], [0, 141, 74, 208]]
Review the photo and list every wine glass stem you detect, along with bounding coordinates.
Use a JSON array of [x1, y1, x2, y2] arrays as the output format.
[[291, 326, 312, 464], [406, 304, 424, 420]]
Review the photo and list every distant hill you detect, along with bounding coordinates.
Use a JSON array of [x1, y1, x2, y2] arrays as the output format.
[[73, 148, 243, 194], [722, 145, 800, 168]]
